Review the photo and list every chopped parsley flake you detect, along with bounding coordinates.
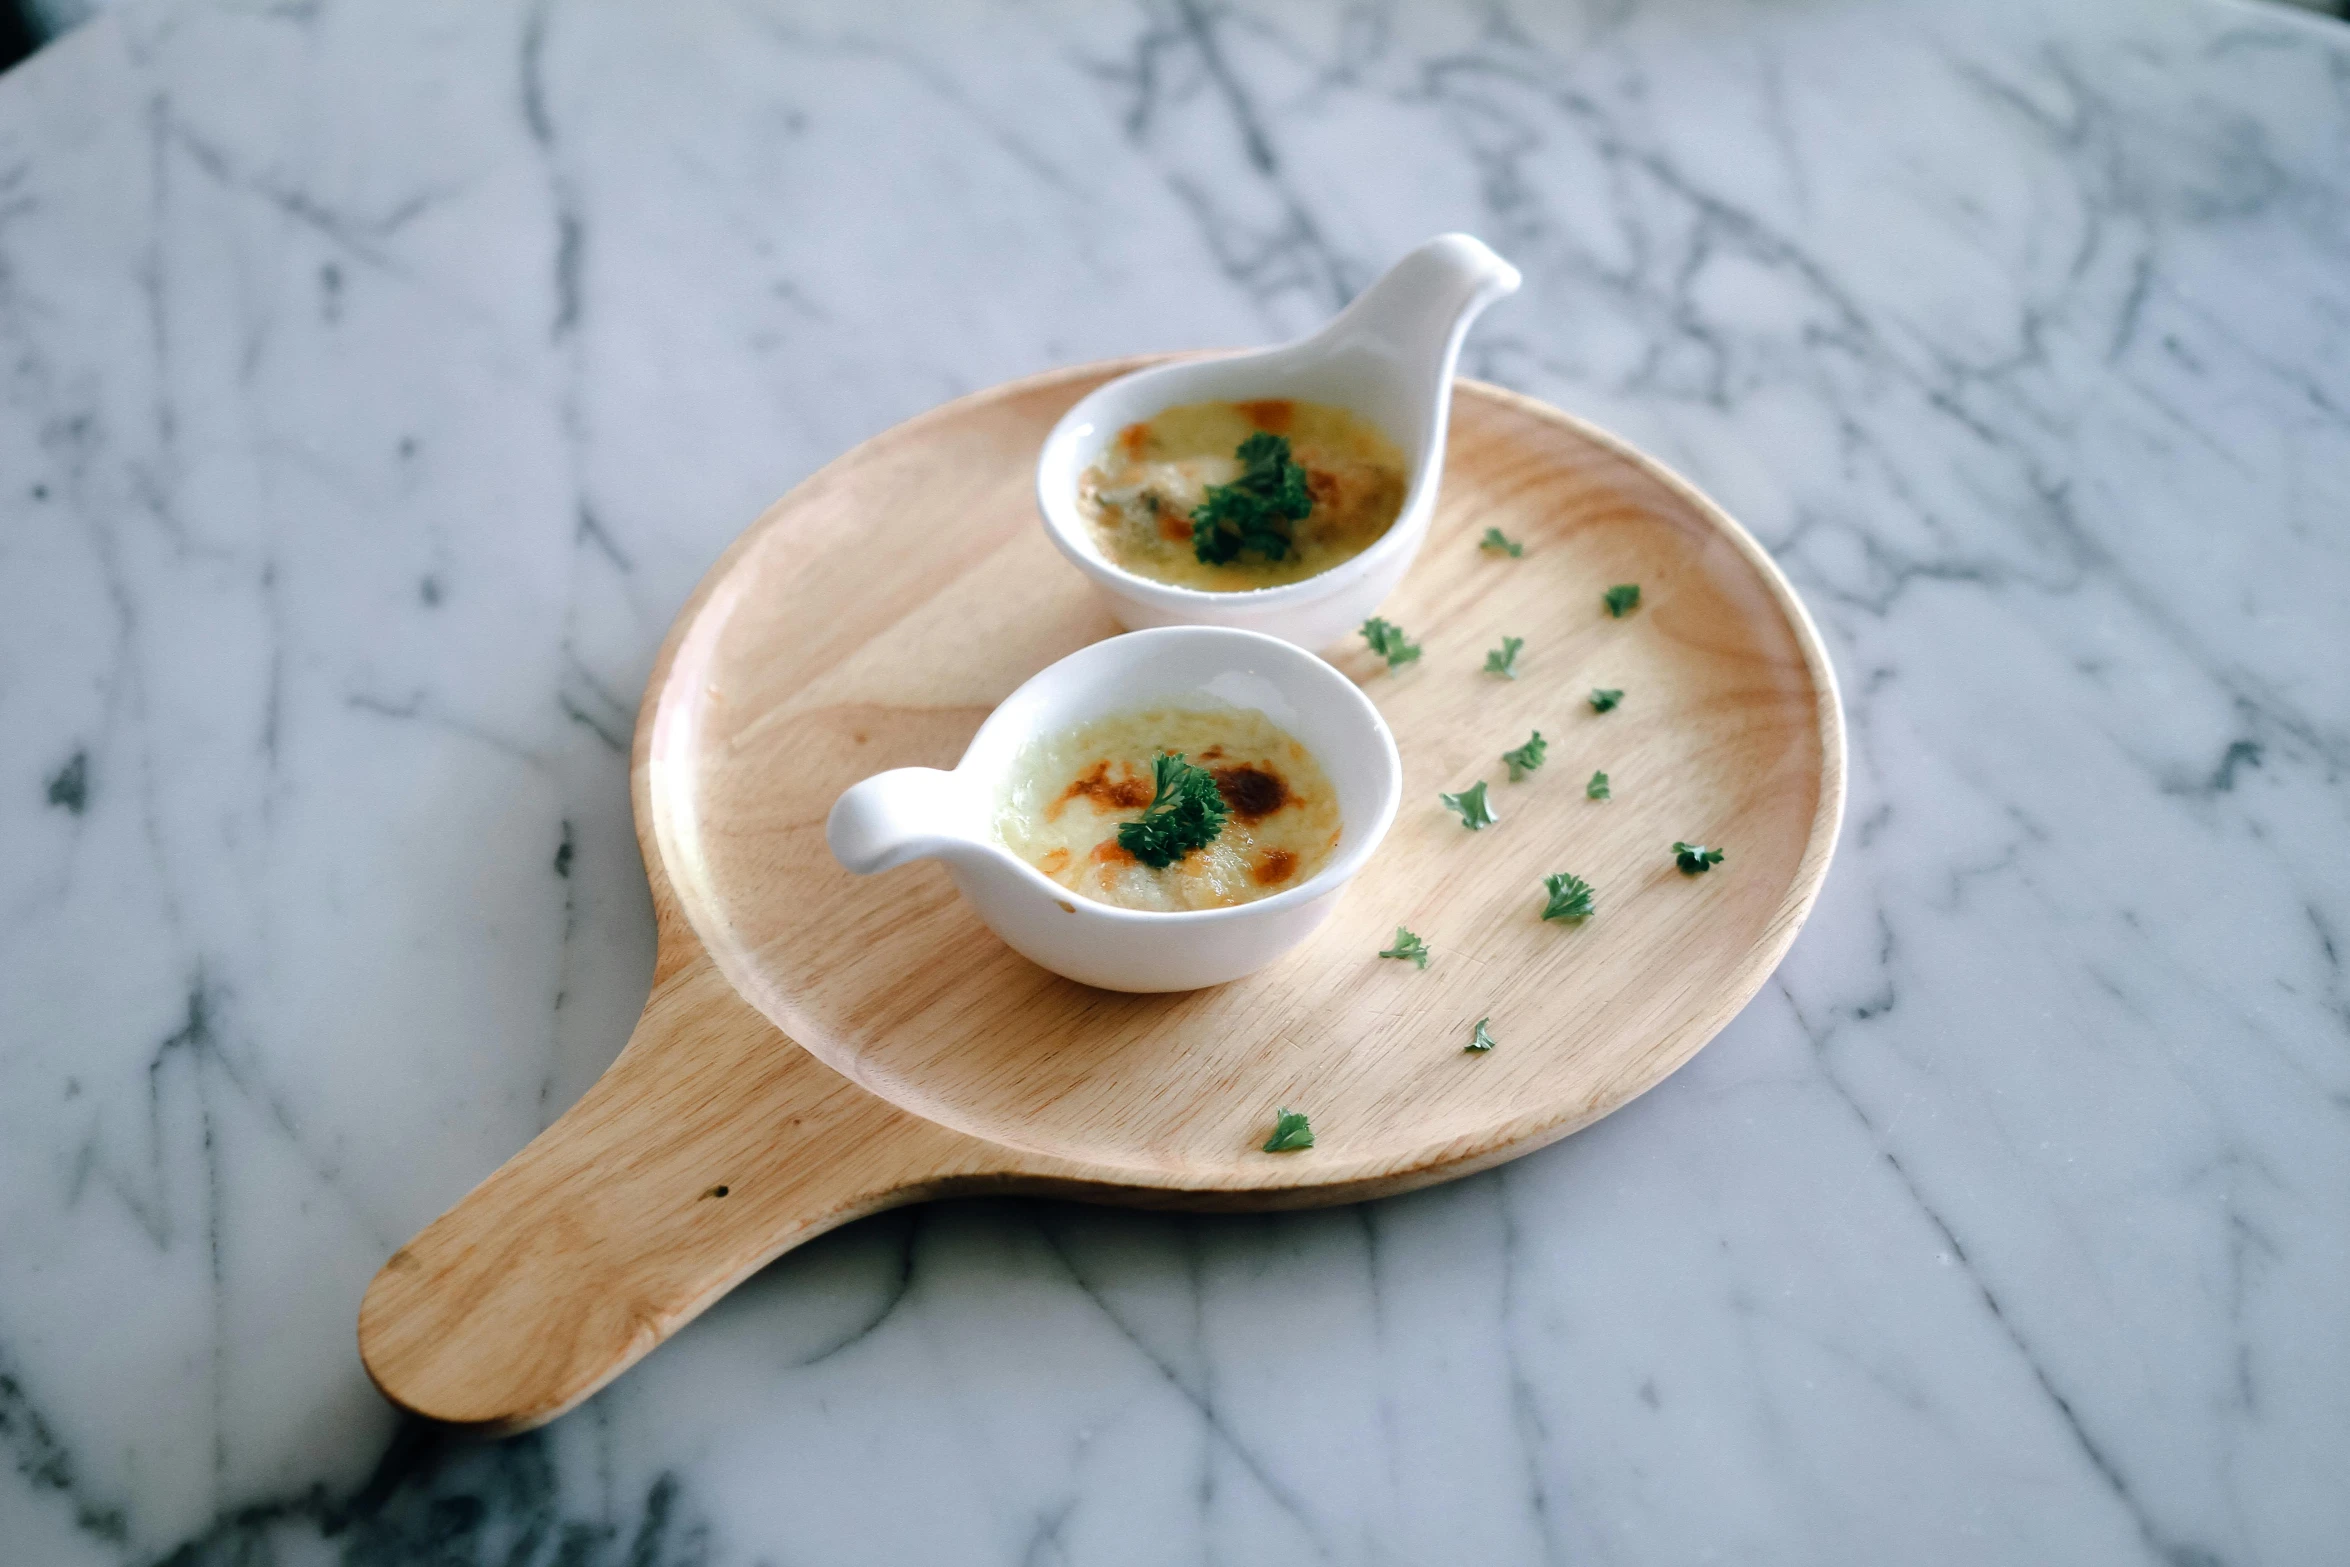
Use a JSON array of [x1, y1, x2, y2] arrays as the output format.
[[1502, 731, 1547, 781], [1116, 752, 1230, 868], [1360, 617, 1422, 669], [1540, 872, 1596, 922], [1467, 1017, 1498, 1053], [1673, 841, 1727, 873], [1379, 927, 1430, 969], [1586, 770, 1610, 800], [1588, 688, 1624, 713], [1192, 433, 1313, 565], [1483, 635, 1525, 679], [1603, 583, 1642, 618], [1262, 1107, 1315, 1152], [1479, 527, 1524, 557], [1439, 779, 1498, 830]]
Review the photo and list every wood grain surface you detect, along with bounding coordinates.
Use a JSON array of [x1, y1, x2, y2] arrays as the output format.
[[358, 360, 1844, 1433]]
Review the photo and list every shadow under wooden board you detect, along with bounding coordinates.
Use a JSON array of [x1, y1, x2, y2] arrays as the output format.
[[359, 358, 1845, 1433]]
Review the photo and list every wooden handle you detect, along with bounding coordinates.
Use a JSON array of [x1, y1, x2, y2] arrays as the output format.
[[357, 950, 993, 1432]]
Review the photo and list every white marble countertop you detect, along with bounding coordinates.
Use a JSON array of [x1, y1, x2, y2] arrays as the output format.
[[3, 0, 2346, 1561]]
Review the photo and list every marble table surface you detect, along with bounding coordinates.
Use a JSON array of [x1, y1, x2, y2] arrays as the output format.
[[3, 0, 2346, 1561]]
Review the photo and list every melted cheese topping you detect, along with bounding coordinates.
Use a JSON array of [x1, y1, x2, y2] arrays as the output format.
[[995, 706, 1342, 911], [1077, 399, 1408, 591]]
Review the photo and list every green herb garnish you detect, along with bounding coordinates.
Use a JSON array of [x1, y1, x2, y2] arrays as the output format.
[[1360, 617, 1422, 669], [1586, 770, 1610, 800], [1467, 1017, 1498, 1053], [1673, 841, 1726, 873], [1263, 1107, 1315, 1152], [1502, 731, 1547, 781], [1439, 779, 1498, 830], [1483, 635, 1524, 679], [1379, 927, 1430, 969], [1588, 688, 1623, 713], [1192, 432, 1314, 565], [1540, 872, 1596, 922], [1603, 583, 1641, 617], [1115, 752, 1230, 868], [1479, 527, 1523, 557]]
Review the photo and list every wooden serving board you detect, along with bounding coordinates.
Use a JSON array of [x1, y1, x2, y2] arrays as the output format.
[[359, 360, 1844, 1433]]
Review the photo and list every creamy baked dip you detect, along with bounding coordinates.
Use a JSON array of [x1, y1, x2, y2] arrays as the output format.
[[1078, 399, 1408, 591], [996, 706, 1341, 911]]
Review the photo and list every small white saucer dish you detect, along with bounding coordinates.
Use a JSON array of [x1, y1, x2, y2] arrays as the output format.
[[1035, 233, 1520, 649], [826, 626, 1402, 993]]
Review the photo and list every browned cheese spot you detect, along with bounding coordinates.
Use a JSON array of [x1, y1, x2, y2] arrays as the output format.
[[1253, 848, 1298, 886], [1038, 847, 1071, 875], [1212, 764, 1288, 822], [1091, 837, 1137, 866], [1238, 398, 1294, 433], [1052, 759, 1154, 819], [1117, 421, 1150, 458]]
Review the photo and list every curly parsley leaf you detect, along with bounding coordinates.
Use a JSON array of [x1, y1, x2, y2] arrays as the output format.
[[1379, 927, 1430, 969], [1360, 617, 1422, 669], [1439, 779, 1498, 830], [1540, 872, 1596, 922], [1262, 1107, 1315, 1152], [1467, 1017, 1498, 1053], [1588, 688, 1624, 713], [1673, 841, 1727, 874], [1115, 752, 1230, 868], [1603, 583, 1642, 618], [1483, 635, 1525, 679], [1586, 769, 1610, 800], [1192, 432, 1314, 565], [1502, 731, 1547, 781], [1479, 527, 1524, 557]]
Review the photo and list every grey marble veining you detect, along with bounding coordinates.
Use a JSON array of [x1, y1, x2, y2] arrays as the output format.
[[1, 0, 2345, 1562]]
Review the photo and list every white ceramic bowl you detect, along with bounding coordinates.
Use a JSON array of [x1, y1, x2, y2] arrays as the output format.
[[1037, 234, 1520, 649], [826, 627, 1402, 992]]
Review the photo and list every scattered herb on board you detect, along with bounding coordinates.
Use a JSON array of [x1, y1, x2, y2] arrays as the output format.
[[1604, 583, 1642, 618], [1673, 841, 1727, 873], [1541, 872, 1596, 922], [1379, 927, 1430, 969], [1587, 769, 1611, 800], [1467, 1017, 1498, 1053], [1588, 688, 1624, 713], [1263, 1107, 1315, 1152], [1116, 752, 1230, 868], [1479, 527, 1524, 557], [1360, 617, 1423, 669], [1192, 432, 1314, 565], [1439, 779, 1498, 830], [1503, 731, 1548, 781], [1484, 635, 1525, 679]]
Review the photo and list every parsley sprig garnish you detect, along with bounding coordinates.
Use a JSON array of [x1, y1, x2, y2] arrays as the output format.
[[1479, 527, 1524, 557], [1439, 779, 1497, 830], [1502, 731, 1547, 781], [1263, 1108, 1315, 1152], [1115, 752, 1229, 868], [1673, 841, 1726, 873], [1603, 583, 1642, 617], [1588, 688, 1623, 713], [1586, 770, 1610, 800], [1540, 872, 1596, 922], [1467, 1017, 1498, 1053], [1379, 927, 1430, 969], [1483, 635, 1524, 679], [1360, 617, 1422, 669], [1192, 432, 1314, 565]]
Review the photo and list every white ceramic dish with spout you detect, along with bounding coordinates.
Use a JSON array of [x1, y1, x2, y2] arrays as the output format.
[[1035, 233, 1521, 649], [826, 626, 1402, 993]]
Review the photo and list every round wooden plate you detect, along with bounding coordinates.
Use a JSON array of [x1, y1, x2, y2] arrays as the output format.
[[359, 359, 1844, 1432]]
